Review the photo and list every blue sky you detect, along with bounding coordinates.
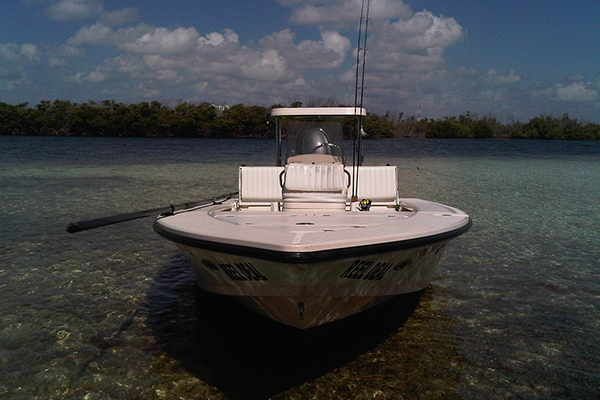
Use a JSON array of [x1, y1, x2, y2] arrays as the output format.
[[1, 0, 599, 122]]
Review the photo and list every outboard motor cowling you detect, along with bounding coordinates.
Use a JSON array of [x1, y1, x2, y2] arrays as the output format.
[[296, 128, 341, 157]]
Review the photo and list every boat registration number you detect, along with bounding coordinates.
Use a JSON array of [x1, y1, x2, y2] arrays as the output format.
[[340, 260, 394, 281]]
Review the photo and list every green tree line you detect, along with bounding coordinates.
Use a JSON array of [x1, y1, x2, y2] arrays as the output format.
[[0, 100, 272, 138], [1, 100, 599, 140]]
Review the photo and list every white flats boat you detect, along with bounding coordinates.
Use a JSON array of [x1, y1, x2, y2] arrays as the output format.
[[154, 107, 471, 329]]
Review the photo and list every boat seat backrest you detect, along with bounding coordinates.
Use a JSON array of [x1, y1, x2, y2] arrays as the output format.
[[239, 166, 284, 203], [282, 163, 349, 210], [237, 165, 398, 207], [283, 163, 348, 192], [348, 166, 398, 202]]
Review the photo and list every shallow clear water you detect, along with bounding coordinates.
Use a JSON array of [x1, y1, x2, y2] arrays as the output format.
[[1, 136, 599, 399]]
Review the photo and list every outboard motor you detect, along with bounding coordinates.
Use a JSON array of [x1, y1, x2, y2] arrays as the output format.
[[296, 128, 341, 157]]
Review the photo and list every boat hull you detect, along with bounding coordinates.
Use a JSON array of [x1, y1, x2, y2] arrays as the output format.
[[174, 240, 451, 329]]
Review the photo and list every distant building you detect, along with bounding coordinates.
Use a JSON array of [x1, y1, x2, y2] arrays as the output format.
[[212, 104, 230, 115]]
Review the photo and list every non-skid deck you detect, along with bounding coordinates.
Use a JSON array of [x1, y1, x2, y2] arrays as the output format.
[[153, 198, 471, 262]]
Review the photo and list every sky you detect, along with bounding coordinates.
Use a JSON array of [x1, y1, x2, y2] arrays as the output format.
[[1, 0, 600, 122]]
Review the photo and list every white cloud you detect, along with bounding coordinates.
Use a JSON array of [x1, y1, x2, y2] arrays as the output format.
[[270, 1, 474, 112], [0, 43, 41, 75], [86, 70, 109, 82], [62, 20, 355, 105], [122, 27, 200, 55], [111, 56, 144, 75], [47, 45, 85, 67], [0, 43, 41, 91], [198, 29, 239, 47], [386, 11, 464, 54], [69, 23, 196, 54], [286, 0, 412, 27], [486, 69, 520, 85], [59, 3, 470, 112], [65, 67, 110, 83], [239, 49, 288, 81], [321, 30, 350, 57], [530, 80, 599, 104], [99, 7, 139, 27], [68, 23, 118, 46], [70, 24, 243, 56], [292, 30, 350, 69], [65, 72, 83, 84], [46, 0, 138, 29], [0, 43, 41, 63], [152, 69, 183, 83], [46, 0, 103, 21], [346, 10, 464, 110], [48, 44, 85, 58], [364, 10, 464, 76], [554, 82, 598, 102], [455, 66, 479, 78]]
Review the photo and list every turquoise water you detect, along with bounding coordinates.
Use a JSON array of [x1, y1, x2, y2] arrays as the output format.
[[1, 136, 599, 399]]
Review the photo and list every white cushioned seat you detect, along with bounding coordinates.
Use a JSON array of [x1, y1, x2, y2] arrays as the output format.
[[348, 166, 398, 203], [239, 166, 284, 205], [282, 163, 349, 210]]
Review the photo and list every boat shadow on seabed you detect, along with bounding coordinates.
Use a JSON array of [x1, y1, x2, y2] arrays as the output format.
[[145, 254, 429, 400]]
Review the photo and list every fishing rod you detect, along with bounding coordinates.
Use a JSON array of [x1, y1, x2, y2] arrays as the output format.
[[351, 0, 371, 202], [66, 191, 238, 233]]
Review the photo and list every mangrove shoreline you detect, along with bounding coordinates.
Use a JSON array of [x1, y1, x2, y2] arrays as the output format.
[[1, 100, 599, 140]]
